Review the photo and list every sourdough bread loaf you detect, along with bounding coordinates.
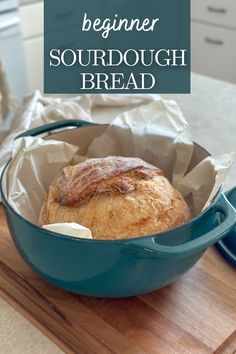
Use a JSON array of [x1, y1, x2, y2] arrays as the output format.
[[39, 156, 190, 239]]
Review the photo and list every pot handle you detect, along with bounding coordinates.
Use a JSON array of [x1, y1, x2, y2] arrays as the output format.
[[132, 193, 236, 258], [15, 119, 96, 139]]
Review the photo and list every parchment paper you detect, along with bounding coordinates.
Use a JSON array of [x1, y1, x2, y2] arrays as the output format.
[[2, 96, 234, 238], [0, 92, 160, 175]]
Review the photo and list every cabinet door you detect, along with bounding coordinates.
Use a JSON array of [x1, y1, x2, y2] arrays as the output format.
[[192, 0, 236, 29], [191, 21, 236, 84], [19, 1, 43, 39], [24, 36, 43, 92]]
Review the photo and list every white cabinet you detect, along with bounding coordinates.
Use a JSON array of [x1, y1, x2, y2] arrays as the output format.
[[191, 0, 236, 84], [192, 0, 236, 29], [192, 22, 236, 84], [19, 1, 43, 92], [23, 36, 43, 93], [19, 1, 43, 39]]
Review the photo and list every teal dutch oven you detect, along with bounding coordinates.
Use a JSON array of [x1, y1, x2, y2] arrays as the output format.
[[216, 188, 236, 267], [1, 120, 236, 298]]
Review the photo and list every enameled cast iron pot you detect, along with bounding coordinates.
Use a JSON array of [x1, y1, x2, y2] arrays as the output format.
[[1, 120, 236, 298]]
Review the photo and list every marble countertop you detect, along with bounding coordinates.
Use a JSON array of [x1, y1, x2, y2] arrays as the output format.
[[0, 72, 235, 353]]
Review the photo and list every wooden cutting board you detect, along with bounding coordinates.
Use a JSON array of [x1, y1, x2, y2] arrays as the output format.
[[0, 205, 235, 354]]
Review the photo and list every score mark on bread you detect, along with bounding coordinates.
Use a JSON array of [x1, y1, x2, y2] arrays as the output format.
[[54, 156, 163, 206]]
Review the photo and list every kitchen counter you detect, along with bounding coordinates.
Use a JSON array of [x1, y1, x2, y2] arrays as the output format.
[[0, 298, 62, 353], [164, 73, 236, 191], [0, 73, 236, 354], [18, 0, 41, 6]]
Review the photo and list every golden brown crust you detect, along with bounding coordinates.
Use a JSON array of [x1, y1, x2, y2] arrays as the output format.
[[53, 156, 162, 207], [39, 156, 190, 239]]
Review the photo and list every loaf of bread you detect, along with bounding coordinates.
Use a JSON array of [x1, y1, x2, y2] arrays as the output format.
[[39, 156, 190, 239]]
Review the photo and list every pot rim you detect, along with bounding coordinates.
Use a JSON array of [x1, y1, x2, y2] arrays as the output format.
[[0, 137, 222, 244]]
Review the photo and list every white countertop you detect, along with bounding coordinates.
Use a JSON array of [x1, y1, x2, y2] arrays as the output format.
[[0, 297, 63, 353], [163, 73, 236, 191], [0, 72, 235, 353], [18, 0, 41, 6]]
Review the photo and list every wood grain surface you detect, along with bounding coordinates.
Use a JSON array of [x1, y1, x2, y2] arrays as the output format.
[[215, 331, 236, 354], [0, 205, 235, 354]]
